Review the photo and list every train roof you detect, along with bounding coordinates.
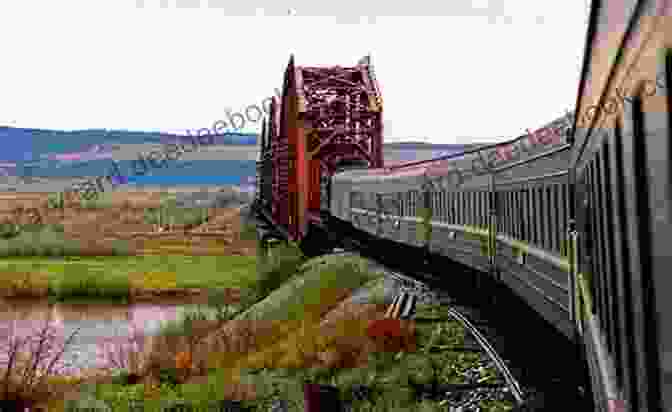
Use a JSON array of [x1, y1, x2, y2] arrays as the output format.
[[332, 112, 572, 193]]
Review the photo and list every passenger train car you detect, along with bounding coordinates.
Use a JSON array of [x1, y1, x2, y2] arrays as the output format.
[[255, 1, 672, 410]]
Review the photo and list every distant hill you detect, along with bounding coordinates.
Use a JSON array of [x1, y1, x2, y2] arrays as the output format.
[[0, 125, 496, 190], [0, 126, 257, 163]]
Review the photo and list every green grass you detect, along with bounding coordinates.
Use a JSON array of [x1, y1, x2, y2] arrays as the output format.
[[0, 227, 130, 257], [142, 197, 210, 228], [0, 254, 257, 301], [46, 191, 65, 209], [78, 196, 116, 209], [234, 248, 380, 322], [251, 243, 307, 304], [46, 190, 117, 209]]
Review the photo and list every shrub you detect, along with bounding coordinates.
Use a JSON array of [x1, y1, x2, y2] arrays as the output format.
[[0, 220, 20, 239], [46, 192, 65, 210], [143, 203, 209, 229], [49, 271, 130, 301], [0, 319, 81, 405]]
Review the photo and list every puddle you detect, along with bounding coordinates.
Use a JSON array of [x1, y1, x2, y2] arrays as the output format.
[[0, 298, 223, 375]]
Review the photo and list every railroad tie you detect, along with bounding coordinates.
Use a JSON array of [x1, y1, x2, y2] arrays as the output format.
[[384, 294, 402, 318], [391, 293, 407, 319], [385, 292, 417, 320], [399, 293, 417, 320]]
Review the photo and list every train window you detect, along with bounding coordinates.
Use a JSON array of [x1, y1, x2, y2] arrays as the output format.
[[548, 186, 557, 252], [459, 191, 464, 225], [483, 191, 488, 229], [508, 191, 513, 236], [522, 189, 528, 242], [471, 191, 476, 227], [503, 191, 509, 235], [476, 191, 481, 228], [531, 188, 538, 245], [398, 193, 402, 217], [350, 192, 362, 209], [530, 188, 536, 246], [515, 190, 520, 239], [469, 191, 475, 226], [472, 192, 477, 227], [481, 191, 486, 229], [544, 187, 552, 250], [535, 188, 542, 246], [554, 184, 563, 254], [465, 192, 470, 226], [473, 192, 478, 227], [536, 187, 544, 247]]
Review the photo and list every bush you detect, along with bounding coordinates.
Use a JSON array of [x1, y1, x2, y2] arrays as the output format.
[[0, 319, 81, 405], [0, 220, 20, 239], [51, 273, 131, 301], [46, 192, 65, 209], [143, 204, 209, 228], [79, 197, 114, 209]]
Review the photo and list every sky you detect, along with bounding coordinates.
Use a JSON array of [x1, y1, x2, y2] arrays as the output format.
[[0, 0, 591, 144]]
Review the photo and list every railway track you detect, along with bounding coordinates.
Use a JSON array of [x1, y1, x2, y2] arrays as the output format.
[[336, 250, 589, 411], [383, 270, 524, 410]]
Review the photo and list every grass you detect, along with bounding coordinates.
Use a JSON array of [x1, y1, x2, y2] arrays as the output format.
[[46, 190, 118, 210], [234, 249, 378, 322], [0, 213, 129, 257], [142, 197, 210, 229], [0, 254, 257, 301], [0, 243, 514, 411], [0, 228, 132, 257]]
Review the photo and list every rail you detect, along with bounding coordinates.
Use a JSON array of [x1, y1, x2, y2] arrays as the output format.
[[384, 271, 526, 406], [444, 306, 526, 406]]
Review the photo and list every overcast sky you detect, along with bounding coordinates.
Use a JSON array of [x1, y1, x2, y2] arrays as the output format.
[[0, 0, 590, 144]]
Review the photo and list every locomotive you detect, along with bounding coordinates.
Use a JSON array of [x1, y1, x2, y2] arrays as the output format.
[[254, 1, 672, 410]]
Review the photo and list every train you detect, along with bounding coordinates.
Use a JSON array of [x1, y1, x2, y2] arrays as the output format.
[[253, 1, 671, 410]]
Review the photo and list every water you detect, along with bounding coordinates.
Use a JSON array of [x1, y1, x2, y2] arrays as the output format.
[[0, 298, 221, 375]]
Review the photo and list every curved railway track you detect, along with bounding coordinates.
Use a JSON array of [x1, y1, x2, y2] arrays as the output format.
[[384, 271, 525, 407], [441, 305, 525, 405], [344, 254, 588, 411]]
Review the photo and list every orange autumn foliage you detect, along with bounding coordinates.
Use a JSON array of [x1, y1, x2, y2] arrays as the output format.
[[175, 351, 192, 370], [366, 318, 415, 353]]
